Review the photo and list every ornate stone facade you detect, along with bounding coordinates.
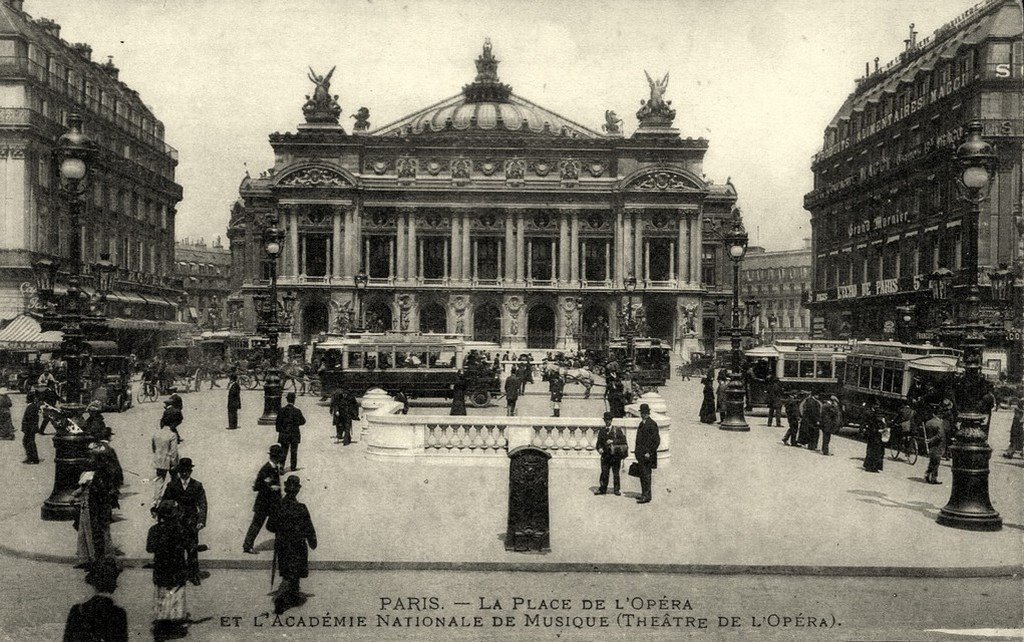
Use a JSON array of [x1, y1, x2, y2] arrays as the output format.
[[230, 42, 741, 356]]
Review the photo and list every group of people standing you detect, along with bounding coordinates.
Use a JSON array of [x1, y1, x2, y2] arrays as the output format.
[[592, 403, 660, 503]]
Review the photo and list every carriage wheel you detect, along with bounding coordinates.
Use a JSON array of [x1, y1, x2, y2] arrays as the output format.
[[469, 390, 491, 408], [888, 440, 902, 461], [309, 380, 322, 396], [240, 374, 257, 390]]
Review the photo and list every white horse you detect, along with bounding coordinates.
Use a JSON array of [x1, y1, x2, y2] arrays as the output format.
[[543, 362, 596, 398]]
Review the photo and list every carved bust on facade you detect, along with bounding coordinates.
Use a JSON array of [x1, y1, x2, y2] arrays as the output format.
[[351, 107, 370, 132]]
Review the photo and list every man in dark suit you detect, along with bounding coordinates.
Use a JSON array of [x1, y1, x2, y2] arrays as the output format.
[[21, 389, 41, 464], [765, 376, 783, 427], [634, 403, 660, 504], [275, 392, 306, 470], [244, 445, 284, 554], [330, 389, 356, 445], [161, 458, 208, 585], [594, 411, 628, 495], [63, 557, 127, 642], [227, 373, 241, 430], [271, 476, 317, 615]]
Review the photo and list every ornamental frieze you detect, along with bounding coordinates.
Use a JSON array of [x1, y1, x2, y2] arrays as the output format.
[[277, 167, 352, 187], [474, 159, 500, 176], [585, 161, 606, 178], [504, 158, 526, 182], [626, 170, 698, 191], [558, 158, 581, 182], [424, 159, 444, 176], [529, 160, 555, 177], [364, 159, 391, 175], [451, 157, 472, 183], [396, 156, 417, 181]]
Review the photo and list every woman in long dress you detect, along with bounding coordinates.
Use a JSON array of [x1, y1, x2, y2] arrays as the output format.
[[699, 376, 717, 424], [147, 500, 190, 638], [449, 372, 467, 416], [863, 406, 886, 472], [0, 387, 15, 439]]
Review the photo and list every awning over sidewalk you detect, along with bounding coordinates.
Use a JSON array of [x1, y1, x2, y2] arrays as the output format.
[[105, 318, 194, 332], [0, 315, 62, 350]]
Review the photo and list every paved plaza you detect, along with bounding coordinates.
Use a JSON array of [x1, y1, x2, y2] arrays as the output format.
[[0, 374, 1020, 572]]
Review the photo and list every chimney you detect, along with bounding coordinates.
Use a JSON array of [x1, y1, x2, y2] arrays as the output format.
[[910, 24, 917, 47], [874, 57, 879, 72], [101, 55, 119, 80], [864, 62, 870, 77], [72, 43, 92, 61], [35, 17, 60, 39]]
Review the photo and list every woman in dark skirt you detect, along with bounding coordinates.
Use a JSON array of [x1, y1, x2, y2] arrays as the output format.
[[450, 371, 467, 416], [146, 500, 190, 638], [863, 405, 886, 472], [699, 376, 717, 424]]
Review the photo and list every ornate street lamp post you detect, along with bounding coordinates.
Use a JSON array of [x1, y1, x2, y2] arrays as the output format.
[[621, 275, 638, 373], [257, 214, 286, 426], [226, 293, 244, 331], [744, 298, 761, 343], [720, 216, 750, 431], [206, 294, 221, 332], [37, 113, 99, 520], [937, 121, 1001, 531], [767, 312, 778, 345]]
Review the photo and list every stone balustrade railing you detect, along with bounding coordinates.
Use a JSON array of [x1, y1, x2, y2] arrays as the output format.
[[358, 388, 671, 467]]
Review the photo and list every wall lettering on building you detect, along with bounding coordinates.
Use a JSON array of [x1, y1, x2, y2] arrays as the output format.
[[859, 282, 873, 297], [994, 63, 1024, 79], [875, 278, 899, 295], [837, 285, 858, 300]]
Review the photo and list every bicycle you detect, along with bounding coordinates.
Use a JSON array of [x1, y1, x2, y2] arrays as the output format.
[[888, 427, 919, 465], [137, 379, 159, 403]]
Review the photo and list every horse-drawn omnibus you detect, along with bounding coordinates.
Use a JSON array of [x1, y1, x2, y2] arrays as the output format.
[[839, 341, 962, 426], [317, 333, 502, 407], [744, 339, 853, 408], [607, 337, 671, 388]]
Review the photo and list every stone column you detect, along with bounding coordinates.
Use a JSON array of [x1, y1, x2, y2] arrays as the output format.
[[677, 213, 687, 284], [614, 207, 623, 285], [332, 207, 343, 279], [407, 209, 417, 281], [559, 212, 570, 284], [569, 210, 579, 284], [353, 202, 363, 275], [289, 207, 300, 278], [633, 212, 643, 282], [396, 209, 407, 281], [461, 211, 471, 282], [516, 210, 525, 283], [622, 210, 632, 278], [504, 212, 515, 282], [691, 212, 702, 287], [451, 213, 462, 281]]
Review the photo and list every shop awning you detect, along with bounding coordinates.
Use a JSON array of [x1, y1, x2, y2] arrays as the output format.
[[105, 318, 194, 332], [0, 315, 63, 349]]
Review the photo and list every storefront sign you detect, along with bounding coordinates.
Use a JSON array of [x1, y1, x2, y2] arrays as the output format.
[[837, 285, 858, 299]]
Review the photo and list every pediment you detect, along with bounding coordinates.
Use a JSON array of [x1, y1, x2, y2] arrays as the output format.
[[621, 167, 705, 192], [273, 164, 355, 188]]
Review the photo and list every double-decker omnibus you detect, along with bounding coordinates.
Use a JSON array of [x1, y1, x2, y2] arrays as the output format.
[[744, 339, 853, 408], [607, 337, 671, 387], [317, 333, 501, 407], [840, 341, 962, 425]]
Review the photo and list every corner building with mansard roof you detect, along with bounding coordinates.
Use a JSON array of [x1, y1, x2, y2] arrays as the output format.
[[229, 42, 740, 356], [804, 0, 1022, 376]]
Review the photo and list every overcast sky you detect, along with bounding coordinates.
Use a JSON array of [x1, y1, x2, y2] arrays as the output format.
[[30, 0, 981, 251]]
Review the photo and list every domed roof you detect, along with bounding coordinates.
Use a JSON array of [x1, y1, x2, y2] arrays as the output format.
[[371, 40, 602, 139]]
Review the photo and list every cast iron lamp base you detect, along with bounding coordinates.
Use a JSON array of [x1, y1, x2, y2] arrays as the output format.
[[718, 376, 750, 431], [936, 414, 1002, 531], [258, 369, 283, 426], [41, 404, 94, 521]]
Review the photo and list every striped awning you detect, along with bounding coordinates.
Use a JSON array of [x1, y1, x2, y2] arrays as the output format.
[[0, 315, 62, 349]]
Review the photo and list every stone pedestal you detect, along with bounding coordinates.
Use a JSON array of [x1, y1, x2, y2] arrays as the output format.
[[505, 445, 551, 552], [358, 388, 398, 443]]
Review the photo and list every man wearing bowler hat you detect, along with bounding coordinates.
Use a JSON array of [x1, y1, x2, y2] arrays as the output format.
[[275, 392, 306, 471], [634, 403, 660, 504], [270, 476, 317, 615], [161, 458, 207, 585], [244, 444, 285, 554], [594, 411, 628, 495]]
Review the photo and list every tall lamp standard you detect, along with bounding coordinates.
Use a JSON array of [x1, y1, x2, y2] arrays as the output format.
[[257, 214, 286, 426], [937, 121, 1001, 531], [720, 216, 750, 431], [621, 275, 639, 373], [354, 269, 368, 331], [767, 312, 778, 345], [37, 113, 98, 520]]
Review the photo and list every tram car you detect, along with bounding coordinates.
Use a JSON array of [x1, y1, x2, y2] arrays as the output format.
[[743, 340, 852, 408], [607, 337, 671, 387], [317, 333, 501, 407], [82, 341, 133, 412], [839, 341, 962, 426]]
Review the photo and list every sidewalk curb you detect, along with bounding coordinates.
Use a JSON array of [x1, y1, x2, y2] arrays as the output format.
[[1, 544, 1018, 578]]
